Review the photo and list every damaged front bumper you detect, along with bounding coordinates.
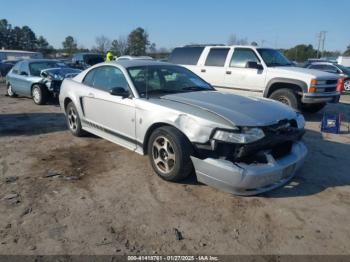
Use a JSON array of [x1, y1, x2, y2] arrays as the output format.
[[191, 141, 307, 196]]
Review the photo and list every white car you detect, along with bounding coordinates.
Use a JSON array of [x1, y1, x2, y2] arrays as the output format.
[[59, 60, 307, 195], [169, 45, 341, 113]]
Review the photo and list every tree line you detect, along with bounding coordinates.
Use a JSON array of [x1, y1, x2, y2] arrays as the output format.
[[1, 19, 350, 61], [0, 19, 168, 58]]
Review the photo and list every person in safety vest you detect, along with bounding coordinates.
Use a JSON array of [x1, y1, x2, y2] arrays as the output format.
[[106, 51, 114, 61]]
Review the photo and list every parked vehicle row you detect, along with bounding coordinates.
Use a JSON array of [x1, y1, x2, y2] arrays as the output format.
[[304, 61, 350, 92], [6, 59, 81, 104], [168, 45, 341, 113]]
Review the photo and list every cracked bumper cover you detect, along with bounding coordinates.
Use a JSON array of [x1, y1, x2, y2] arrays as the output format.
[[191, 141, 307, 196]]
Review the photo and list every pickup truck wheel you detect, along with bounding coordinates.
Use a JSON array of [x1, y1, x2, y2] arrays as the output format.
[[32, 84, 48, 105], [65, 102, 86, 137], [344, 79, 350, 92], [148, 126, 194, 182], [269, 88, 300, 110], [301, 103, 326, 113], [7, 83, 17, 97]]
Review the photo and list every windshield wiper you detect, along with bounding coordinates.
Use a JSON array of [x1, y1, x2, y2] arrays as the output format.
[[181, 86, 212, 91]]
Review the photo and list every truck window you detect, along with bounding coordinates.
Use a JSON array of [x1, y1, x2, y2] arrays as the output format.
[[168, 47, 204, 65], [230, 48, 260, 68], [205, 48, 230, 67]]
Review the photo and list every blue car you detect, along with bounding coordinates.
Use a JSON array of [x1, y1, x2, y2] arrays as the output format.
[[6, 59, 81, 105]]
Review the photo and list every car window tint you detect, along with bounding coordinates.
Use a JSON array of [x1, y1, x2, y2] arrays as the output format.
[[310, 65, 323, 70], [168, 47, 204, 65], [19, 62, 28, 75], [11, 62, 21, 74], [230, 48, 260, 68], [92, 66, 128, 92], [83, 69, 96, 86], [323, 65, 338, 73], [205, 48, 230, 67]]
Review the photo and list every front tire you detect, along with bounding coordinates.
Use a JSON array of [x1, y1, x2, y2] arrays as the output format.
[[7, 83, 17, 97], [269, 88, 301, 110], [32, 84, 48, 105], [148, 126, 194, 182], [65, 102, 86, 137]]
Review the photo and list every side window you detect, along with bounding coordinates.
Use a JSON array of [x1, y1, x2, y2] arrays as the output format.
[[83, 69, 96, 86], [92, 66, 129, 92], [310, 65, 323, 70], [11, 62, 21, 74], [230, 48, 260, 68], [19, 62, 28, 75], [205, 48, 230, 67], [168, 47, 204, 65]]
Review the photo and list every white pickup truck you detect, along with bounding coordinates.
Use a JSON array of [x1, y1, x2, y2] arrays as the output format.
[[169, 45, 341, 112]]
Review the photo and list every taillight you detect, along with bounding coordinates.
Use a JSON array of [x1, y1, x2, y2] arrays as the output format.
[[337, 77, 344, 92]]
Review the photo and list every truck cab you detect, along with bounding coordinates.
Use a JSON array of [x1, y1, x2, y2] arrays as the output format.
[[169, 45, 341, 113]]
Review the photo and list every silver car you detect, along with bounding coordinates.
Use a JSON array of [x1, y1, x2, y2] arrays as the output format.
[[59, 60, 307, 195]]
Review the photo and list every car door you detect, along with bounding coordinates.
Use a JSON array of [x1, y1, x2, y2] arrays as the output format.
[[198, 48, 230, 86], [7, 62, 21, 92], [81, 65, 136, 150], [16, 61, 32, 95], [224, 48, 266, 91]]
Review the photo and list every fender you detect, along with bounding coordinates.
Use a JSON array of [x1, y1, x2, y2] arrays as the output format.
[[264, 78, 308, 97]]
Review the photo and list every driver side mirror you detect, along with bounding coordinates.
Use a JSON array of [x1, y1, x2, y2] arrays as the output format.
[[109, 87, 130, 98], [246, 61, 263, 70]]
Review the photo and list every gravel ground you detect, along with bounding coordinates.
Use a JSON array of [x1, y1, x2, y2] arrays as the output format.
[[0, 83, 350, 255]]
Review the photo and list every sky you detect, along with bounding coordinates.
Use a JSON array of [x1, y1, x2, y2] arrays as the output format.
[[1, 0, 349, 52]]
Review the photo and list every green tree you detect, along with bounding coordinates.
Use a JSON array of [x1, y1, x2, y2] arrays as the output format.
[[36, 36, 53, 55], [127, 27, 150, 56], [284, 44, 317, 62], [0, 19, 12, 49], [110, 36, 128, 56], [62, 36, 77, 55], [20, 26, 36, 50]]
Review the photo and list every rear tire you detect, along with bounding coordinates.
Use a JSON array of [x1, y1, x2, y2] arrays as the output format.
[[301, 103, 326, 113], [7, 83, 17, 97], [65, 102, 86, 137], [32, 84, 48, 105], [148, 126, 194, 182], [269, 88, 301, 110]]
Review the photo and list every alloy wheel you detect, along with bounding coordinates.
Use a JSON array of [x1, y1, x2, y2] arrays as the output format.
[[7, 85, 14, 96], [68, 107, 78, 131], [32, 87, 41, 103], [344, 80, 350, 91], [152, 136, 176, 174]]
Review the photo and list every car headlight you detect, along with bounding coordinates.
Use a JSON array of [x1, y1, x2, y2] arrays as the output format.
[[296, 112, 305, 129], [213, 127, 265, 144]]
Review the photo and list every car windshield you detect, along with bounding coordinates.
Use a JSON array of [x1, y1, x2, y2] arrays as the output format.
[[257, 48, 293, 67], [84, 55, 104, 65], [127, 65, 214, 97], [29, 61, 66, 76]]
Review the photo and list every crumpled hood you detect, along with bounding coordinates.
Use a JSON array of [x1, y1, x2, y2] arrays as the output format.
[[40, 68, 82, 80], [161, 91, 297, 127]]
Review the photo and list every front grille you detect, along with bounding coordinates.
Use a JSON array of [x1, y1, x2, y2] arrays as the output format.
[[325, 87, 336, 92], [326, 80, 337, 85]]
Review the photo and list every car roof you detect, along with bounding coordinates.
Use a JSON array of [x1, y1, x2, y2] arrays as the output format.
[[22, 59, 60, 64], [107, 60, 175, 68], [309, 61, 338, 66]]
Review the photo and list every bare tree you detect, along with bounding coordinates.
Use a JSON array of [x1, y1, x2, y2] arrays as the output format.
[[110, 36, 128, 56], [227, 34, 248, 45], [93, 35, 111, 53]]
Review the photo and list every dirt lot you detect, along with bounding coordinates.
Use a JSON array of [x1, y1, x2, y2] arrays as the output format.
[[0, 82, 350, 255]]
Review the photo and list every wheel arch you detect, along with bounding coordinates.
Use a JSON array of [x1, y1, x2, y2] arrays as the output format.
[[264, 78, 307, 97], [142, 122, 193, 155]]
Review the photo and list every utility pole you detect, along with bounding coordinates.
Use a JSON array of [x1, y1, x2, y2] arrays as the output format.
[[316, 31, 327, 58]]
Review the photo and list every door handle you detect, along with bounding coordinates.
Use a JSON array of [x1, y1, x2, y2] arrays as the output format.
[[201, 69, 206, 73], [226, 71, 232, 75], [88, 93, 95, 98]]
